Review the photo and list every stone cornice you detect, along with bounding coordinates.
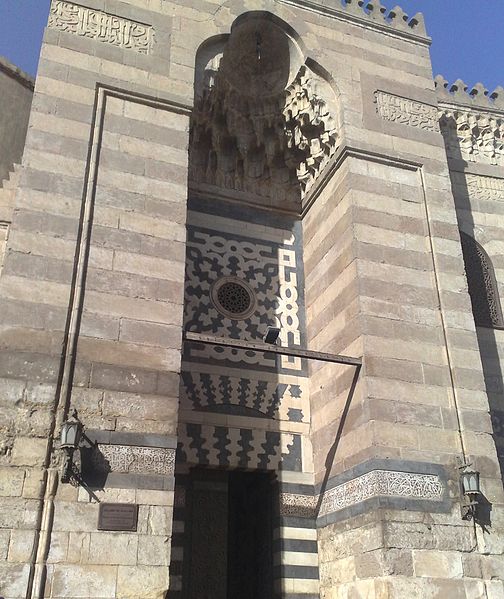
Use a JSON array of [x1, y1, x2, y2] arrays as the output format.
[[0, 55, 34, 91]]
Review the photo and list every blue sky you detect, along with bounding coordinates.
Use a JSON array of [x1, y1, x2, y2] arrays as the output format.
[[0, 1, 502, 92]]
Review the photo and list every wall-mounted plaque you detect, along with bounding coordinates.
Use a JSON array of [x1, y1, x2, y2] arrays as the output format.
[[98, 503, 138, 532]]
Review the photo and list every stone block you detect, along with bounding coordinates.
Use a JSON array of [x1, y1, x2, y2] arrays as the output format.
[[50, 564, 117, 598], [0, 563, 31, 597], [119, 319, 182, 350], [10, 437, 48, 467], [136, 489, 174, 506], [0, 529, 10, 560], [102, 391, 178, 421], [116, 565, 170, 599], [137, 534, 171, 566], [24, 382, 56, 405], [147, 505, 172, 536], [7, 529, 36, 563], [52, 501, 99, 533], [413, 549, 463, 578], [487, 582, 504, 599], [0, 377, 25, 404], [0, 467, 25, 497], [66, 532, 91, 564], [88, 533, 138, 565], [46, 532, 69, 564]]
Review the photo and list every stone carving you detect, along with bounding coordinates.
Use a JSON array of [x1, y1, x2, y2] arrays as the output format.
[[460, 232, 504, 329], [375, 91, 439, 132], [178, 424, 301, 471], [190, 59, 339, 210], [184, 227, 302, 370], [279, 471, 444, 518], [440, 109, 504, 166], [279, 493, 317, 518], [92, 444, 175, 475], [49, 1, 154, 54], [319, 470, 444, 517], [465, 174, 504, 201]]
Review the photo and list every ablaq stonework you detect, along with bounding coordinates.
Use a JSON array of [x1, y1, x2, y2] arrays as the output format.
[[1, 1, 504, 598]]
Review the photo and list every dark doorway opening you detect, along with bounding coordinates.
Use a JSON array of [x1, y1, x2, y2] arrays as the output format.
[[184, 469, 274, 599]]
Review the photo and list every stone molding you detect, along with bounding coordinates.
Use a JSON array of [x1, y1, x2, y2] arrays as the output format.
[[374, 91, 439, 132], [48, 1, 155, 54], [280, 469, 445, 518], [92, 444, 176, 476]]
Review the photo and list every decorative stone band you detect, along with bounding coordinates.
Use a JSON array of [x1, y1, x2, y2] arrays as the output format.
[[467, 174, 504, 200], [280, 469, 445, 518], [49, 1, 154, 54], [92, 444, 175, 476], [440, 108, 504, 167], [375, 91, 440, 132]]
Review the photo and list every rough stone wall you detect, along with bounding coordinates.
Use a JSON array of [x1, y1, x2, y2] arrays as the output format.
[[0, 57, 33, 184]]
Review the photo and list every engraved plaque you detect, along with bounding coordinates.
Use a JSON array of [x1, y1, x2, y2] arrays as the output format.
[[98, 503, 138, 532]]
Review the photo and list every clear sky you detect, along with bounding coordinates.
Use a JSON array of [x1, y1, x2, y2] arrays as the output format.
[[0, 0, 502, 92]]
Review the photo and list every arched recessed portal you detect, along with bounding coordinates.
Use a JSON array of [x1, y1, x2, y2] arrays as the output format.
[[172, 13, 341, 599], [189, 13, 341, 213]]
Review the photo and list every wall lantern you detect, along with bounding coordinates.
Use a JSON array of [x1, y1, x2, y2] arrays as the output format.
[[460, 465, 481, 521], [264, 326, 281, 345], [60, 410, 83, 484]]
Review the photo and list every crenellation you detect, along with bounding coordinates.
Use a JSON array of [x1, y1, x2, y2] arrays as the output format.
[[339, 0, 427, 37], [436, 74, 504, 113]]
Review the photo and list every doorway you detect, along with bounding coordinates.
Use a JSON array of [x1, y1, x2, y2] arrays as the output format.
[[184, 469, 275, 599]]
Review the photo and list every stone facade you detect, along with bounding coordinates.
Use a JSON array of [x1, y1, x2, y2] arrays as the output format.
[[0, 1, 503, 598]]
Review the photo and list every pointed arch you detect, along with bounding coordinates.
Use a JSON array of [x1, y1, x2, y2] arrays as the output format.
[[460, 231, 504, 329]]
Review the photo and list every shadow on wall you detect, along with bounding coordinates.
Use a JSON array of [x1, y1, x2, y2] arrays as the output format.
[[443, 128, 504, 483]]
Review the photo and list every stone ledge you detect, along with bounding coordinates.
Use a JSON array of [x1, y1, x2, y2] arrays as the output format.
[[0, 55, 35, 91]]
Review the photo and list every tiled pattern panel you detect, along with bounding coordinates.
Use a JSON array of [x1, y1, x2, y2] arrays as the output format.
[[179, 201, 311, 473]]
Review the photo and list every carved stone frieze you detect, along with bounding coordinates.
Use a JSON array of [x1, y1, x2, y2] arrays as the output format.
[[440, 109, 504, 166], [319, 470, 444, 517], [92, 444, 175, 476], [279, 470, 445, 518], [375, 91, 439, 132], [466, 174, 504, 201], [279, 493, 317, 518], [49, 1, 154, 54]]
